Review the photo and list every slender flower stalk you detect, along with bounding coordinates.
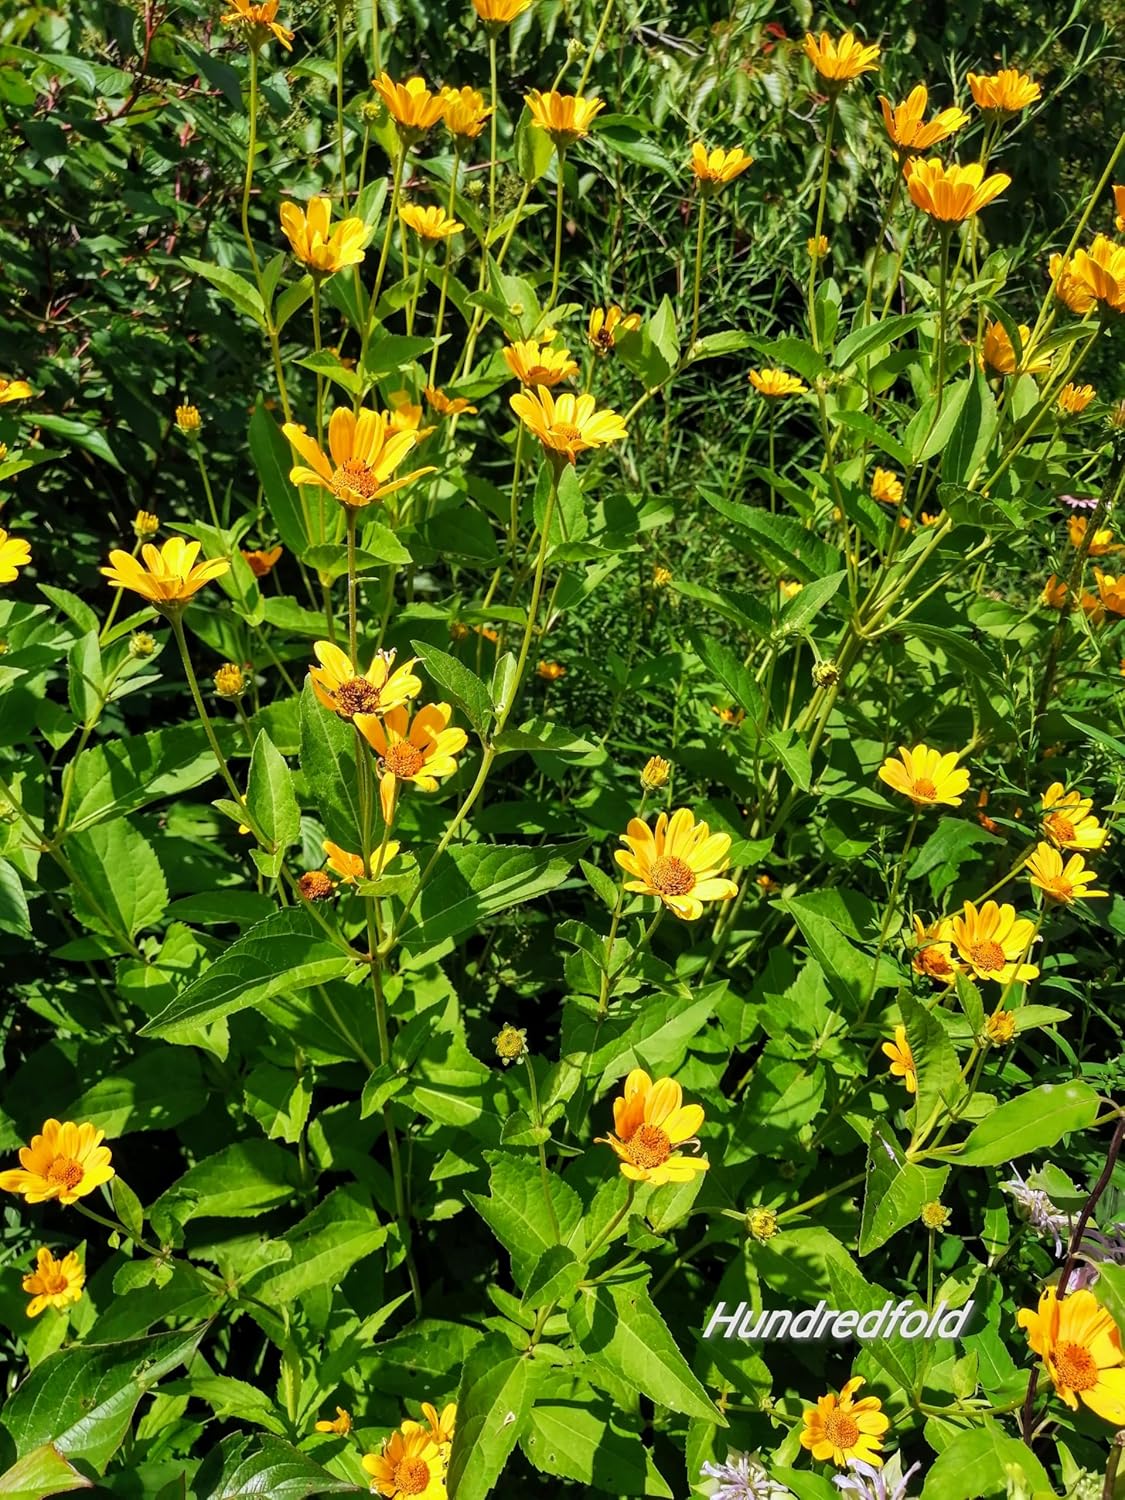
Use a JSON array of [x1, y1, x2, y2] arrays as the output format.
[[170, 615, 245, 807], [808, 100, 837, 350], [549, 150, 566, 310], [334, 0, 348, 206], [690, 196, 707, 349], [427, 154, 462, 391]]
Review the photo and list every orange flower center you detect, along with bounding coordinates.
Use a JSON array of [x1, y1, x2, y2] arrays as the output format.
[[822, 1409, 861, 1450], [552, 422, 585, 443], [621, 1123, 672, 1169], [912, 778, 938, 800], [918, 946, 953, 978], [334, 676, 382, 717], [1054, 1341, 1099, 1392], [1046, 813, 1076, 844], [332, 458, 380, 503], [649, 855, 696, 896], [969, 939, 1006, 973], [46, 1156, 84, 1192], [592, 329, 614, 351], [384, 742, 426, 778], [40, 1267, 70, 1295], [392, 1456, 432, 1495]]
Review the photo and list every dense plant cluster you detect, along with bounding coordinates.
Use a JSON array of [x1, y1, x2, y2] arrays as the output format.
[[1, 2, 1125, 1498]]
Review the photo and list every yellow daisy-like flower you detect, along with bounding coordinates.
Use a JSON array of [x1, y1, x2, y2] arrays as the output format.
[[1096, 570, 1125, 617], [0, 1119, 115, 1205], [400, 203, 464, 241], [878, 85, 969, 151], [219, 0, 293, 49], [903, 157, 1011, 223], [1026, 842, 1107, 904], [355, 702, 468, 823], [1068, 516, 1121, 555], [689, 142, 753, 193], [596, 1068, 709, 1186], [980, 321, 1050, 378], [473, 0, 532, 21], [0, 377, 34, 405], [372, 73, 445, 141], [504, 336, 578, 386], [441, 85, 493, 141], [282, 406, 435, 509], [314, 1406, 352, 1435], [362, 1424, 445, 1499], [967, 68, 1041, 116], [950, 900, 1039, 984], [615, 807, 738, 921], [878, 744, 970, 807], [911, 915, 960, 986], [309, 641, 420, 721], [423, 386, 477, 417], [280, 197, 366, 275], [586, 305, 641, 355], [322, 838, 399, 884], [748, 368, 807, 397], [1070, 235, 1125, 314], [1115, 184, 1125, 232], [243, 544, 283, 578], [881, 1025, 917, 1093], [0, 528, 32, 584], [419, 1401, 456, 1453], [1018, 1286, 1125, 1426], [1041, 574, 1068, 609], [871, 468, 904, 505], [537, 660, 566, 680], [509, 386, 627, 464], [1058, 383, 1096, 415], [800, 1377, 890, 1468], [524, 89, 604, 147], [384, 391, 435, 439], [1049, 253, 1097, 315], [100, 537, 229, 608], [803, 31, 881, 88], [22, 1247, 85, 1318]]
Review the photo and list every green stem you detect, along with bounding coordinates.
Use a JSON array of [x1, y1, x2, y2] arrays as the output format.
[[690, 195, 707, 350], [549, 150, 566, 311], [577, 0, 615, 92], [345, 507, 359, 668], [427, 154, 461, 390], [367, 147, 405, 339], [311, 275, 326, 449], [334, 1, 348, 207], [170, 613, 244, 806], [524, 1055, 561, 1240], [807, 98, 836, 351]]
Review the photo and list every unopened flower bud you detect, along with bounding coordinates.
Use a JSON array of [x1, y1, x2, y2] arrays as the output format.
[[1110, 398, 1125, 430], [175, 404, 202, 435], [129, 632, 157, 659], [361, 100, 382, 123], [746, 1206, 779, 1242], [133, 510, 160, 539], [812, 659, 840, 688], [0, 442, 8, 463], [640, 755, 670, 791], [493, 1023, 528, 1065], [986, 1009, 1016, 1046], [651, 565, 672, 588], [213, 662, 246, 699], [807, 234, 829, 259], [921, 1200, 951, 1231], [465, 179, 485, 201], [566, 37, 585, 60], [298, 870, 337, 902]]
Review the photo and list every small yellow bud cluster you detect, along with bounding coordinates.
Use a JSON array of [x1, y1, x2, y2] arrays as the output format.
[[213, 663, 247, 699], [640, 755, 671, 791], [133, 510, 160, 540], [652, 565, 672, 588], [746, 1206, 780, 1242], [129, 632, 157, 659], [812, 660, 840, 688], [493, 1023, 528, 1065], [920, 1200, 951, 1231], [985, 1009, 1016, 1046], [175, 404, 202, 435]]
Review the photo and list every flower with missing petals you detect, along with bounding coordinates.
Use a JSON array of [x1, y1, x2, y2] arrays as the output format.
[[283, 407, 435, 509], [800, 1377, 889, 1468], [967, 68, 1041, 116], [690, 143, 753, 193], [1026, 842, 1107, 904], [597, 1069, 709, 1186], [882, 1026, 916, 1094], [308, 641, 421, 720], [879, 85, 968, 151], [1018, 1286, 1125, 1425]]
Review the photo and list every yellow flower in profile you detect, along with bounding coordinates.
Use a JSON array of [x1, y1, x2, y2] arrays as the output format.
[[134, 509, 160, 538], [951, 900, 1039, 984], [0, 529, 32, 584], [399, 203, 464, 241], [243, 544, 283, 578], [640, 754, 670, 790], [314, 1406, 352, 1436], [967, 68, 1041, 115], [615, 807, 738, 921], [280, 197, 367, 275], [1049, 253, 1097, 315], [878, 744, 970, 807], [1041, 574, 1069, 609], [372, 73, 445, 141], [1096, 570, 1125, 617], [871, 468, 904, 505], [1070, 235, 1125, 314], [282, 407, 435, 509], [0, 1119, 115, 1205], [1018, 1286, 1125, 1426], [174, 404, 201, 435], [748, 368, 807, 397], [441, 85, 492, 141], [596, 1069, 709, 1186], [779, 579, 803, 600], [689, 142, 753, 192], [1027, 842, 1107, 904], [322, 838, 399, 884], [1058, 383, 1096, 415], [878, 85, 969, 150], [903, 157, 1011, 222], [537, 660, 566, 680], [509, 386, 627, 463], [309, 641, 421, 721], [1116, 184, 1125, 233], [220, 0, 293, 48], [423, 386, 477, 417], [587, 305, 641, 355], [504, 336, 578, 386], [807, 234, 829, 258], [473, 0, 532, 21], [419, 1402, 456, 1454], [803, 31, 880, 87], [100, 537, 229, 607], [22, 1247, 85, 1318], [911, 915, 960, 986], [362, 1424, 445, 1498], [800, 1377, 890, 1468], [384, 391, 435, 439], [355, 702, 468, 822], [881, 1025, 917, 1093], [524, 90, 604, 147], [980, 321, 1050, 377], [1068, 515, 1121, 555], [0, 377, 33, 405]]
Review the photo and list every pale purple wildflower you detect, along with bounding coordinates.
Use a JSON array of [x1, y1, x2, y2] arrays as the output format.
[[1058, 494, 1099, 510], [700, 1452, 792, 1499], [834, 1456, 922, 1499], [1000, 1166, 1073, 1255]]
